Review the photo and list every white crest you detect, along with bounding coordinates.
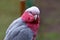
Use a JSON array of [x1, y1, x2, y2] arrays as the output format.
[[25, 6, 40, 15]]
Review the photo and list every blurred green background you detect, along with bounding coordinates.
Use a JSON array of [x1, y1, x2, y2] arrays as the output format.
[[0, 0, 60, 40], [0, 0, 20, 40]]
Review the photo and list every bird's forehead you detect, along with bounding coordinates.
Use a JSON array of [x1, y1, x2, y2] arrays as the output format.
[[25, 6, 40, 15]]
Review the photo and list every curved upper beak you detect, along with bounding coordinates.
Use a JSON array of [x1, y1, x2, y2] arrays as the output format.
[[34, 15, 38, 20]]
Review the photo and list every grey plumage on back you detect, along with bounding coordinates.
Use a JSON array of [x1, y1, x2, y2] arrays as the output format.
[[6, 17, 24, 34], [4, 17, 33, 40]]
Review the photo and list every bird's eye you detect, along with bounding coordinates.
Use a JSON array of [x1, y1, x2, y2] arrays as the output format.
[[29, 11, 32, 14], [29, 11, 37, 16]]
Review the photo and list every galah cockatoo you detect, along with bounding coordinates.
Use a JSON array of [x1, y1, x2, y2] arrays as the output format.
[[4, 6, 40, 40]]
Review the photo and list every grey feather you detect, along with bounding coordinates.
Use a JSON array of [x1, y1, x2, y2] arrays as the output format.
[[4, 17, 33, 40], [4, 26, 33, 40], [13, 27, 33, 40], [6, 17, 25, 34]]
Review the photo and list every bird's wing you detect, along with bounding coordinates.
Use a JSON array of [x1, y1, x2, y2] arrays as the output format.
[[4, 26, 33, 40], [13, 27, 33, 40], [6, 17, 24, 34]]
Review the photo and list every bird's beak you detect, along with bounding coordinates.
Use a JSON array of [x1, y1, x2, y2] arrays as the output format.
[[34, 15, 38, 20]]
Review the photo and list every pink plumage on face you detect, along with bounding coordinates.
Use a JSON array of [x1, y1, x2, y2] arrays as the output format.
[[21, 11, 35, 22], [22, 6, 40, 22], [21, 6, 40, 40]]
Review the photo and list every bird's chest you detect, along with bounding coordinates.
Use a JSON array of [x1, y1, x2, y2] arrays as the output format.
[[26, 21, 39, 40], [26, 23, 38, 31], [26, 21, 39, 31]]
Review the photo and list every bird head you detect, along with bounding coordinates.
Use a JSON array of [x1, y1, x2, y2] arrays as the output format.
[[25, 6, 40, 20], [21, 6, 40, 22]]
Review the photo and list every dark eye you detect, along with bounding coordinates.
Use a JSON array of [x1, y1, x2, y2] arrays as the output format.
[[29, 11, 36, 16], [29, 11, 32, 14]]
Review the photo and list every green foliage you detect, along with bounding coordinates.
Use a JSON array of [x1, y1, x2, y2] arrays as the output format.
[[26, 0, 34, 8], [0, 0, 20, 40]]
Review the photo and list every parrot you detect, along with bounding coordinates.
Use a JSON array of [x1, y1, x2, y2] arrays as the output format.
[[4, 6, 40, 40]]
